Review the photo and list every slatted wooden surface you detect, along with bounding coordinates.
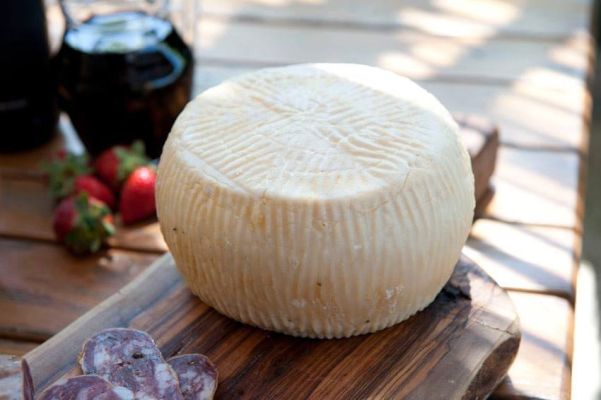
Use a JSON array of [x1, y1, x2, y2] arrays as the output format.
[[0, 1, 592, 399]]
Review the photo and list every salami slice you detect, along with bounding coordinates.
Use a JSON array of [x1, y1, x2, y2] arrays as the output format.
[[38, 375, 133, 400], [168, 354, 218, 400], [79, 328, 183, 399]]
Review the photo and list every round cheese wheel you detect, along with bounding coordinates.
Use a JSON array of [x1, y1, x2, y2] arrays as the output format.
[[157, 63, 475, 339]]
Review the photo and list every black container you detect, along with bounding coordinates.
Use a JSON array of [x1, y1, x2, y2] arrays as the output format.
[[0, 0, 58, 152], [56, 11, 194, 158]]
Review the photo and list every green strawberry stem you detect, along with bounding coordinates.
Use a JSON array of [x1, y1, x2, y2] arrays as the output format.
[[43, 153, 92, 201], [65, 193, 115, 255], [115, 140, 150, 183]]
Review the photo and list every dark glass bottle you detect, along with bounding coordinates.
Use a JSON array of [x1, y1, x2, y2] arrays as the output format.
[[0, 0, 58, 152], [56, 11, 194, 158]]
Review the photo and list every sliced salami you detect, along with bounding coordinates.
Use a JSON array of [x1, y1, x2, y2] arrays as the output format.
[[38, 375, 133, 400], [79, 328, 183, 399], [168, 354, 218, 400]]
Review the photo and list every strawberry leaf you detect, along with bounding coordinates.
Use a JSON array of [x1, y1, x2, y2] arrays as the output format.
[[60, 193, 115, 255], [43, 152, 92, 201], [115, 140, 150, 183]]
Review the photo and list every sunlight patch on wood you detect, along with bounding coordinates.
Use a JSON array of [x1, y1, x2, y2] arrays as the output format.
[[433, 0, 519, 25]]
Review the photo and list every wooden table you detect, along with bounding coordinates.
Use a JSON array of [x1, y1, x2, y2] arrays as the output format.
[[0, 1, 593, 399]]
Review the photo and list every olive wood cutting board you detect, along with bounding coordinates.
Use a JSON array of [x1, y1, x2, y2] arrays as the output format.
[[23, 254, 520, 399]]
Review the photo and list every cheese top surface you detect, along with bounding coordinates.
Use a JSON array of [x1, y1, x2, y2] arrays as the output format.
[[171, 63, 459, 200]]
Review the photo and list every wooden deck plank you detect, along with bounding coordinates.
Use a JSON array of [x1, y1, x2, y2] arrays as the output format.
[[0, 238, 159, 341], [201, 0, 592, 39], [0, 176, 168, 252], [195, 18, 591, 86], [0, 339, 39, 357], [465, 219, 577, 298], [193, 64, 589, 150], [483, 148, 581, 228], [493, 291, 573, 400], [422, 80, 590, 150], [0, 114, 83, 178], [0, 177, 53, 241]]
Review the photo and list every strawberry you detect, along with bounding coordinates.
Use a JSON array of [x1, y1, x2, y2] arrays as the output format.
[[53, 193, 115, 254], [94, 141, 149, 190], [73, 175, 116, 209], [43, 151, 92, 201], [119, 166, 157, 225]]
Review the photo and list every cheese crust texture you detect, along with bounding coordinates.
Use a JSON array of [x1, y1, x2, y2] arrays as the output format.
[[157, 63, 475, 338]]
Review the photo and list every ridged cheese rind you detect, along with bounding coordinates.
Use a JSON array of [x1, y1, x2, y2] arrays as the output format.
[[157, 63, 475, 338]]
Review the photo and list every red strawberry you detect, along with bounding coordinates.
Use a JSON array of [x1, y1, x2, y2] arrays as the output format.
[[43, 151, 92, 200], [53, 193, 115, 254], [119, 166, 157, 225], [94, 141, 149, 190], [73, 175, 116, 209]]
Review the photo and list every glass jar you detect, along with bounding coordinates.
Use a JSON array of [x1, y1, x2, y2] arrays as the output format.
[[56, 0, 196, 157]]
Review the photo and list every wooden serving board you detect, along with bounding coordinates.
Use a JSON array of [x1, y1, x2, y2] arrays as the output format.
[[23, 254, 520, 399]]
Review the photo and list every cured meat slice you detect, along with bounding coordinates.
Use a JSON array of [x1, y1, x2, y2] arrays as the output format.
[[80, 328, 183, 399], [168, 355, 218, 400], [38, 375, 133, 400]]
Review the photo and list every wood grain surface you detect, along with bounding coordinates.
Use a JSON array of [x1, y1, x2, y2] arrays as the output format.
[[0, 176, 168, 251], [493, 292, 573, 400], [0, 340, 39, 357], [194, 18, 591, 85], [201, 0, 591, 39], [466, 220, 578, 298], [0, 238, 159, 341], [483, 148, 581, 228], [24, 254, 520, 400]]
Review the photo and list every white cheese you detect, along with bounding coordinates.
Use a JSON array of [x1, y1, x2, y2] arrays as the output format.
[[157, 63, 475, 339]]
